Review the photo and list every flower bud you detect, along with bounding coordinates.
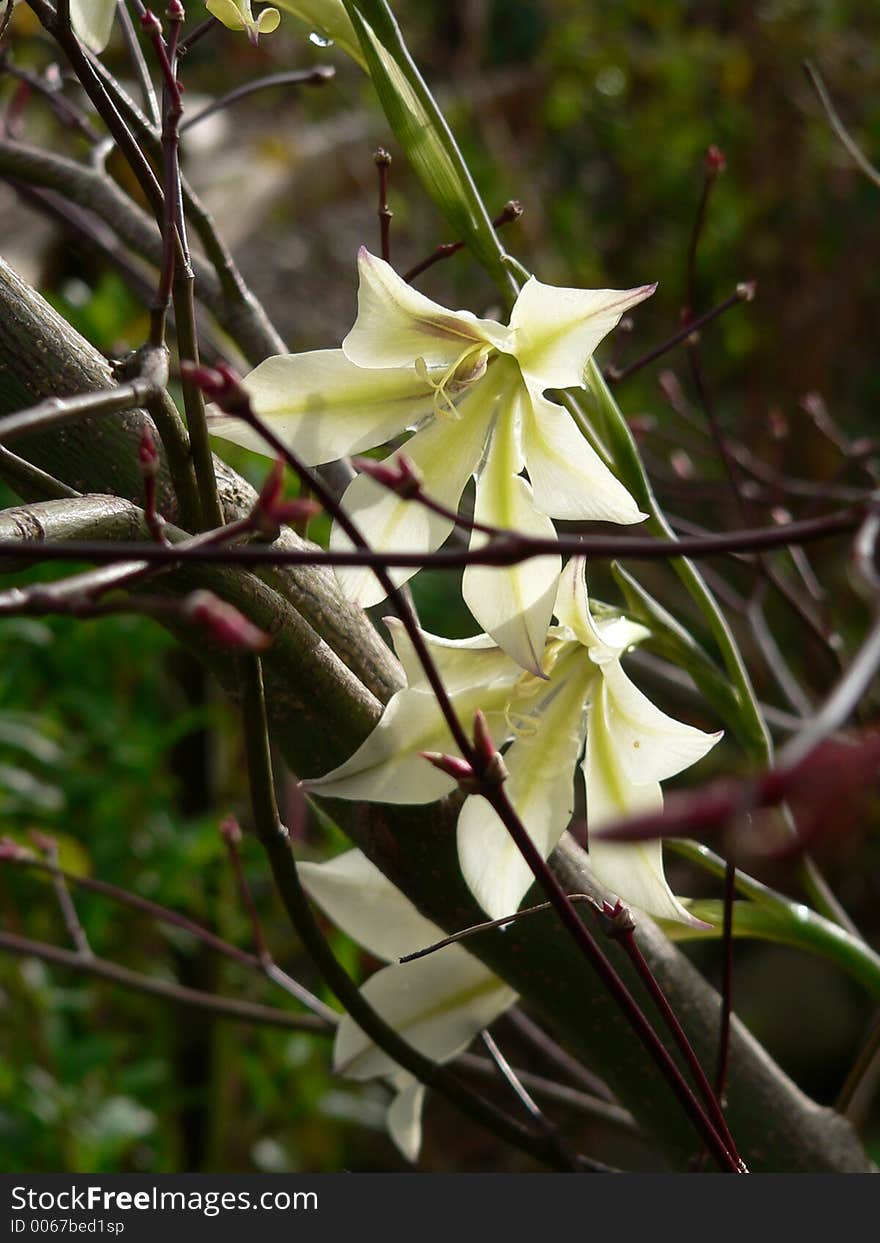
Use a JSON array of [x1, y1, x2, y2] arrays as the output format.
[[184, 591, 271, 651], [353, 455, 422, 499]]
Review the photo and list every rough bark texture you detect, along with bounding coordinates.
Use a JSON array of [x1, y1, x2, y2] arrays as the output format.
[[0, 255, 873, 1171]]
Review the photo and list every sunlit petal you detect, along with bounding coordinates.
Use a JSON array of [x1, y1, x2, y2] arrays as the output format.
[[70, 0, 116, 51], [510, 275, 656, 390], [457, 655, 594, 919], [343, 249, 509, 371], [601, 658, 722, 785], [209, 349, 432, 466], [462, 397, 559, 674], [522, 386, 646, 523], [301, 688, 459, 805], [256, 7, 282, 34], [298, 848, 444, 963], [554, 558, 648, 655], [386, 1076, 426, 1162], [583, 686, 708, 927], [383, 618, 522, 696], [333, 949, 517, 1080], [331, 384, 495, 607]]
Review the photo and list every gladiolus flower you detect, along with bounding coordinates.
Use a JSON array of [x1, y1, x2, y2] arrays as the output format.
[[298, 848, 517, 1161], [212, 250, 652, 672], [205, 0, 280, 43], [304, 558, 721, 925]]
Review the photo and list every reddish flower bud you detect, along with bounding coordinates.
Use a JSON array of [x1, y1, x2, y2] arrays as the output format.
[[138, 426, 160, 477], [180, 360, 250, 415], [257, 459, 285, 512], [166, 0, 185, 20], [29, 830, 56, 854], [251, 461, 322, 536], [353, 455, 422, 499], [272, 498, 322, 525], [705, 145, 727, 176], [219, 814, 242, 845], [600, 898, 637, 935], [184, 591, 272, 651], [140, 9, 163, 36], [472, 710, 496, 766]]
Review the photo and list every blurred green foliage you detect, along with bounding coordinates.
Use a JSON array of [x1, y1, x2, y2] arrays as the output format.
[[1, 0, 879, 1172]]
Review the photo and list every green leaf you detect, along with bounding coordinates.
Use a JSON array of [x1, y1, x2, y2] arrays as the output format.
[[342, 0, 516, 298], [661, 898, 880, 1000]]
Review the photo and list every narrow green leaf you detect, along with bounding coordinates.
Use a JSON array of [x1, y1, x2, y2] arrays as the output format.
[[661, 898, 880, 1000], [341, 0, 516, 297]]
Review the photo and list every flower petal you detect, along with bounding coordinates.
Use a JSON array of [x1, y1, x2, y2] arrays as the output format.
[[333, 949, 517, 1080], [462, 399, 560, 674], [510, 275, 656, 390], [331, 384, 495, 607], [209, 349, 432, 466], [554, 556, 605, 648], [601, 658, 722, 785], [342, 249, 509, 370], [70, 0, 117, 50], [383, 618, 521, 696], [301, 687, 460, 805], [257, 7, 281, 34], [522, 387, 646, 523], [457, 656, 594, 919], [583, 686, 706, 926], [554, 558, 648, 655], [386, 1076, 426, 1162], [298, 848, 444, 963]]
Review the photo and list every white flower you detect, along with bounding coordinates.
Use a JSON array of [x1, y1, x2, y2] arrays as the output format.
[[305, 558, 722, 926], [59, 0, 281, 52], [68, 0, 117, 51], [211, 249, 652, 672], [297, 848, 517, 1161], [206, 0, 281, 43]]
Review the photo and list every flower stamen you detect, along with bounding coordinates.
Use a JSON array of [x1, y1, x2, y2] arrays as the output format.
[[414, 345, 490, 421]]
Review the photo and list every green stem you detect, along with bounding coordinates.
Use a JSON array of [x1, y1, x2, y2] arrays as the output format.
[[670, 841, 880, 999]]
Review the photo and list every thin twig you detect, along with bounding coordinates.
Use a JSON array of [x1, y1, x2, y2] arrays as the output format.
[[180, 67, 334, 133], [0, 359, 167, 445], [606, 284, 755, 384], [0, 930, 329, 1031], [0, 505, 861, 575], [234, 654, 574, 1171], [804, 60, 880, 190], [836, 1010, 880, 1124], [400, 895, 595, 962], [32, 834, 92, 958], [715, 857, 736, 1106], [480, 1030, 582, 1172], [3, 845, 335, 1022], [403, 201, 523, 283], [374, 147, 393, 262], [456, 1052, 637, 1135], [596, 903, 743, 1169], [117, 0, 161, 127]]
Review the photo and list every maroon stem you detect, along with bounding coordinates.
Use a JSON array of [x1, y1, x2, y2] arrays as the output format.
[[0, 506, 862, 577], [614, 922, 741, 1165], [223, 397, 741, 1170]]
